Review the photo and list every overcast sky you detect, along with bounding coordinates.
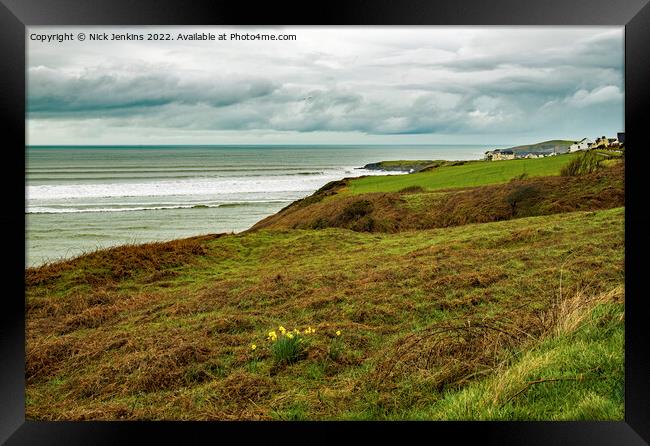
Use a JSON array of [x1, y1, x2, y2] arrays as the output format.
[[26, 26, 624, 146]]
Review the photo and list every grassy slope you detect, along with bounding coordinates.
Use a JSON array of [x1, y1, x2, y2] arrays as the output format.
[[404, 288, 624, 420], [347, 153, 578, 194], [252, 163, 623, 232], [372, 160, 433, 167], [505, 139, 575, 154], [26, 207, 624, 420]]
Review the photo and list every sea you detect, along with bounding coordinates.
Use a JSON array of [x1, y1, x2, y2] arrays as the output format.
[[26, 145, 491, 267]]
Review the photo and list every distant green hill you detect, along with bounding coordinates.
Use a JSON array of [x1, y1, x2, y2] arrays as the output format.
[[505, 139, 575, 154]]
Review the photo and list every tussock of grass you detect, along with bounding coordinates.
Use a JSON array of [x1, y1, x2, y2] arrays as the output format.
[[561, 150, 607, 176], [398, 185, 425, 193]]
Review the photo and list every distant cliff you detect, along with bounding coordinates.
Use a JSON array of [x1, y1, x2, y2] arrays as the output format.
[[504, 140, 574, 155], [361, 160, 435, 172]]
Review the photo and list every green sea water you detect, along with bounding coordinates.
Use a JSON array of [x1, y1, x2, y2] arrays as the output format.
[[26, 145, 490, 266]]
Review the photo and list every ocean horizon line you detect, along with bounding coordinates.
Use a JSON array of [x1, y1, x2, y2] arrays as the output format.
[[26, 143, 510, 148]]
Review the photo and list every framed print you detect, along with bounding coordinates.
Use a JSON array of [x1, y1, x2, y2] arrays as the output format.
[[1, 0, 649, 443]]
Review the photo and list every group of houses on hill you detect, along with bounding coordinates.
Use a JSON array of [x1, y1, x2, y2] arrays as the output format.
[[568, 132, 625, 153], [484, 149, 558, 161], [484, 132, 625, 161]]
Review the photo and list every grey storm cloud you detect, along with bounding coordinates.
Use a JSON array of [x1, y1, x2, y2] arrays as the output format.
[[425, 29, 623, 72], [26, 27, 624, 144], [28, 67, 279, 115]]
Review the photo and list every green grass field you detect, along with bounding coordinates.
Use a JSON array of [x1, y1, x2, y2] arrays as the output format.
[[26, 207, 624, 420], [348, 153, 579, 194], [25, 151, 624, 421]]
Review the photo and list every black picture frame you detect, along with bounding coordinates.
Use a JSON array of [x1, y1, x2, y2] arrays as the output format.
[[2, 0, 649, 444]]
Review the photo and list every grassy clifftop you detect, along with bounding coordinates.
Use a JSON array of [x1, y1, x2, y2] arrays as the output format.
[[347, 152, 578, 195], [253, 160, 623, 233], [25, 152, 625, 421], [362, 159, 476, 172]]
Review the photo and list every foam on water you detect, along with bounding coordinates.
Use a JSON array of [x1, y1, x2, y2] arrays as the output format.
[[25, 145, 488, 265], [27, 168, 396, 204]]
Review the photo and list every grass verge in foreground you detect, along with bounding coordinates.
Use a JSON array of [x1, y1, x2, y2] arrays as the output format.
[[26, 207, 624, 420], [388, 287, 624, 420]]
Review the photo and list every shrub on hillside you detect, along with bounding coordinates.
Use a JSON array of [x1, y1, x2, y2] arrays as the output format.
[[338, 200, 374, 222], [506, 185, 540, 217], [350, 216, 376, 232], [309, 218, 330, 229], [561, 151, 602, 177]]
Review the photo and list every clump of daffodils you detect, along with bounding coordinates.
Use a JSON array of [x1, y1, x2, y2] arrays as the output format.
[[261, 325, 317, 365], [329, 329, 344, 361], [267, 326, 316, 343], [249, 324, 345, 364]]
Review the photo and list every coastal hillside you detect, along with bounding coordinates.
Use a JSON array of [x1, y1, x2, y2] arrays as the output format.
[[361, 160, 439, 172], [251, 162, 623, 233], [252, 153, 623, 233], [25, 208, 624, 420], [504, 139, 575, 155], [343, 151, 579, 195], [25, 152, 625, 421]]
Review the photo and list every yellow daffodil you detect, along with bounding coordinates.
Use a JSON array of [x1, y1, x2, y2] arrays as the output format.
[[336, 330, 341, 336], [279, 326, 287, 334], [286, 332, 294, 339], [251, 344, 257, 350], [268, 330, 277, 341]]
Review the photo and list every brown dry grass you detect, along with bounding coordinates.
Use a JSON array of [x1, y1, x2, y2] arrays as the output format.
[[371, 306, 544, 391], [252, 164, 623, 233], [26, 234, 221, 288], [369, 282, 624, 411], [25, 204, 624, 420]]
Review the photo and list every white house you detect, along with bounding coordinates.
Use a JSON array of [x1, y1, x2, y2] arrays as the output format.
[[485, 149, 515, 161], [568, 138, 593, 153]]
